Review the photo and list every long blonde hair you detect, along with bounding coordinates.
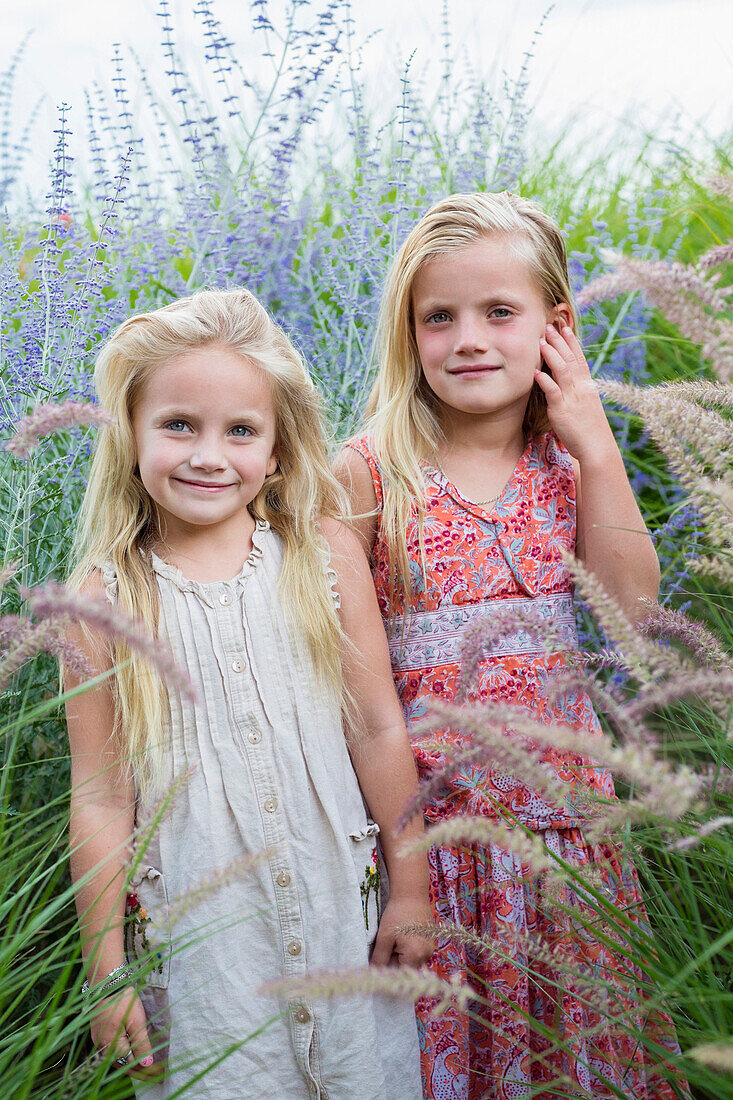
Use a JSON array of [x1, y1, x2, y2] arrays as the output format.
[[364, 191, 578, 611], [68, 288, 348, 795]]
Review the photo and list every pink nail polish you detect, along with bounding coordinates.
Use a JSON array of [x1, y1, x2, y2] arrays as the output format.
[[141, 1056, 154, 1067]]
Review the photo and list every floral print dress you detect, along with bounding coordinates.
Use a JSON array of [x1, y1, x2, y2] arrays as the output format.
[[347, 431, 683, 1100]]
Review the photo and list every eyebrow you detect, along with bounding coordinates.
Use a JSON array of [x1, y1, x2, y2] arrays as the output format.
[[416, 294, 524, 313], [154, 408, 267, 425]]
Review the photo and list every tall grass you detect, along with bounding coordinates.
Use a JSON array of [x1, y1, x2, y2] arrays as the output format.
[[1, 0, 732, 1094]]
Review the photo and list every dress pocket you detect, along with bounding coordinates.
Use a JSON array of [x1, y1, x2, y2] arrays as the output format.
[[124, 865, 171, 990], [348, 821, 382, 947]]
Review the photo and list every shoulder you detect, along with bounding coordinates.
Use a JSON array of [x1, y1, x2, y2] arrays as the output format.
[[319, 517, 365, 566], [334, 447, 378, 504], [332, 437, 380, 556], [64, 569, 115, 683], [70, 566, 115, 605], [318, 519, 385, 640], [334, 436, 381, 495]]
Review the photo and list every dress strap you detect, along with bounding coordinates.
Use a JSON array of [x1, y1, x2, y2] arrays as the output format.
[[343, 436, 384, 511]]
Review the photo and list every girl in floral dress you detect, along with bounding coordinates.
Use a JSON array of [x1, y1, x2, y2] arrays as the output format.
[[338, 192, 684, 1099]]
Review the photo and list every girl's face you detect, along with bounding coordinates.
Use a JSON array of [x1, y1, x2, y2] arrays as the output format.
[[411, 236, 570, 428], [132, 345, 278, 538]]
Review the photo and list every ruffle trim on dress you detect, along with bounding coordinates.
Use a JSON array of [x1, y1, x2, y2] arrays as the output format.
[[99, 561, 119, 606], [325, 563, 341, 610], [348, 820, 380, 841], [149, 519, 270, 604]]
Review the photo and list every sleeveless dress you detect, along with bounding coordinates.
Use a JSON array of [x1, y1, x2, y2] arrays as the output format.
[[101, 520, 422, 1100], [347, 432, 683, 1100]]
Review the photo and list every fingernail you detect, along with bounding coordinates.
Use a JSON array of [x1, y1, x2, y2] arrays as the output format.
[[141, 1056, 154, 1067]]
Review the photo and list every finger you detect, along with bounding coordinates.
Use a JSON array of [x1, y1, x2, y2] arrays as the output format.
[[400, 943, 435, 968], [110, 1038, 135, 1072], [125, 1000, 161, 1076], [540, 334, 574, 377], [560, 324, 586, 359], [549, 324, 592, 376], [370, 929, 395, 967], [533, 368, 562, 400], [543, 323, 576, 359]]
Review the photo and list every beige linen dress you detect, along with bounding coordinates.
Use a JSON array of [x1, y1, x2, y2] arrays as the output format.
[[101, 520, 422, 1100]]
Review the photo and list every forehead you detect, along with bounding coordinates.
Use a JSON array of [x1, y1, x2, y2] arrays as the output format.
[[138, 345, 273, 410], [412, 236, 541, 303]]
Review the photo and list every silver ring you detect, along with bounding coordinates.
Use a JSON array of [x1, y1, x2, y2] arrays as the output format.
[[116, 1050, 132, 1066]]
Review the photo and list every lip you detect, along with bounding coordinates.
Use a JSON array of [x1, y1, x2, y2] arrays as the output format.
[[173, 479, 237, 493], [448, 365, 502, 377]]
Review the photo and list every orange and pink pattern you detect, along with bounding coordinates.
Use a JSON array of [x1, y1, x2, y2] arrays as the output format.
[[348, 431, 683, 1100]]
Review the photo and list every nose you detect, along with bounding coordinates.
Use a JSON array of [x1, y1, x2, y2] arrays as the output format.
[[454, 316, 489, 356], [188, 433, 227, 471]]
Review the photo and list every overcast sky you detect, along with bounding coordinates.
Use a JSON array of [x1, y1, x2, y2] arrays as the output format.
[[2, 0, 732, 190]]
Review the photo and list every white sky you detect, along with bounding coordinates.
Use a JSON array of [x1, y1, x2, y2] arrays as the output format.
[[2, 0, 732, 191]]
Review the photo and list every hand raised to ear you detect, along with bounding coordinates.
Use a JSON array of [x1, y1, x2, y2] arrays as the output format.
[[534, 325, 615, 461]]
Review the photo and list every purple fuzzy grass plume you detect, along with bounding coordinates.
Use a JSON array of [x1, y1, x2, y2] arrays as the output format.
[[20, 582, 198, 702], [6, 401, 114, 459]]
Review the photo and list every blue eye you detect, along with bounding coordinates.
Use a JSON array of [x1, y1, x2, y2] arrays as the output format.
[[165, 420, 189, 432], [490, 307, 512, 319], [229, 425, 252, 437], [428, 311, 450, 324]]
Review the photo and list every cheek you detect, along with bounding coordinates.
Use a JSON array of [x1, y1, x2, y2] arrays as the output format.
[[503, 326, 543, 360], [416, 330, 447, 369], [138, 439, 184, 480]]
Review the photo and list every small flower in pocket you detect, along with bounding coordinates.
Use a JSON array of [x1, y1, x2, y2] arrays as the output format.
[[125, 892, 161, 975], [360, 846, 382, 931]]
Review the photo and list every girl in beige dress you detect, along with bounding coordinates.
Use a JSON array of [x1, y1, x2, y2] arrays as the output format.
[[65, 289, 432, 1099]]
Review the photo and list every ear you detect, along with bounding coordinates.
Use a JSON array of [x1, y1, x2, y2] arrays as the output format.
[[266, 451, 278, 477], [547, 301, 574, 332]]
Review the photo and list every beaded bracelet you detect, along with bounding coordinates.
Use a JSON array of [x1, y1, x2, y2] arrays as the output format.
[[81, 964, 133, 997]]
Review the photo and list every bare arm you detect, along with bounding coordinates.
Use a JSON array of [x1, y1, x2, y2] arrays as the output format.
[[322, 520, 433, 966], [536, 324, 660, 622], [573, 449, 660, 621], [332, 446, 379, 559], [65, 576, 158, 1074]]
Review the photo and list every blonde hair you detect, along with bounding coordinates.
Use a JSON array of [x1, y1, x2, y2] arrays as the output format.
[[68, 288, 348, 795], [364, 190, 578, 611]]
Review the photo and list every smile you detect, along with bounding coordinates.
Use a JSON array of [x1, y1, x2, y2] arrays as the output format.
[[173, 479, 237, 493]]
